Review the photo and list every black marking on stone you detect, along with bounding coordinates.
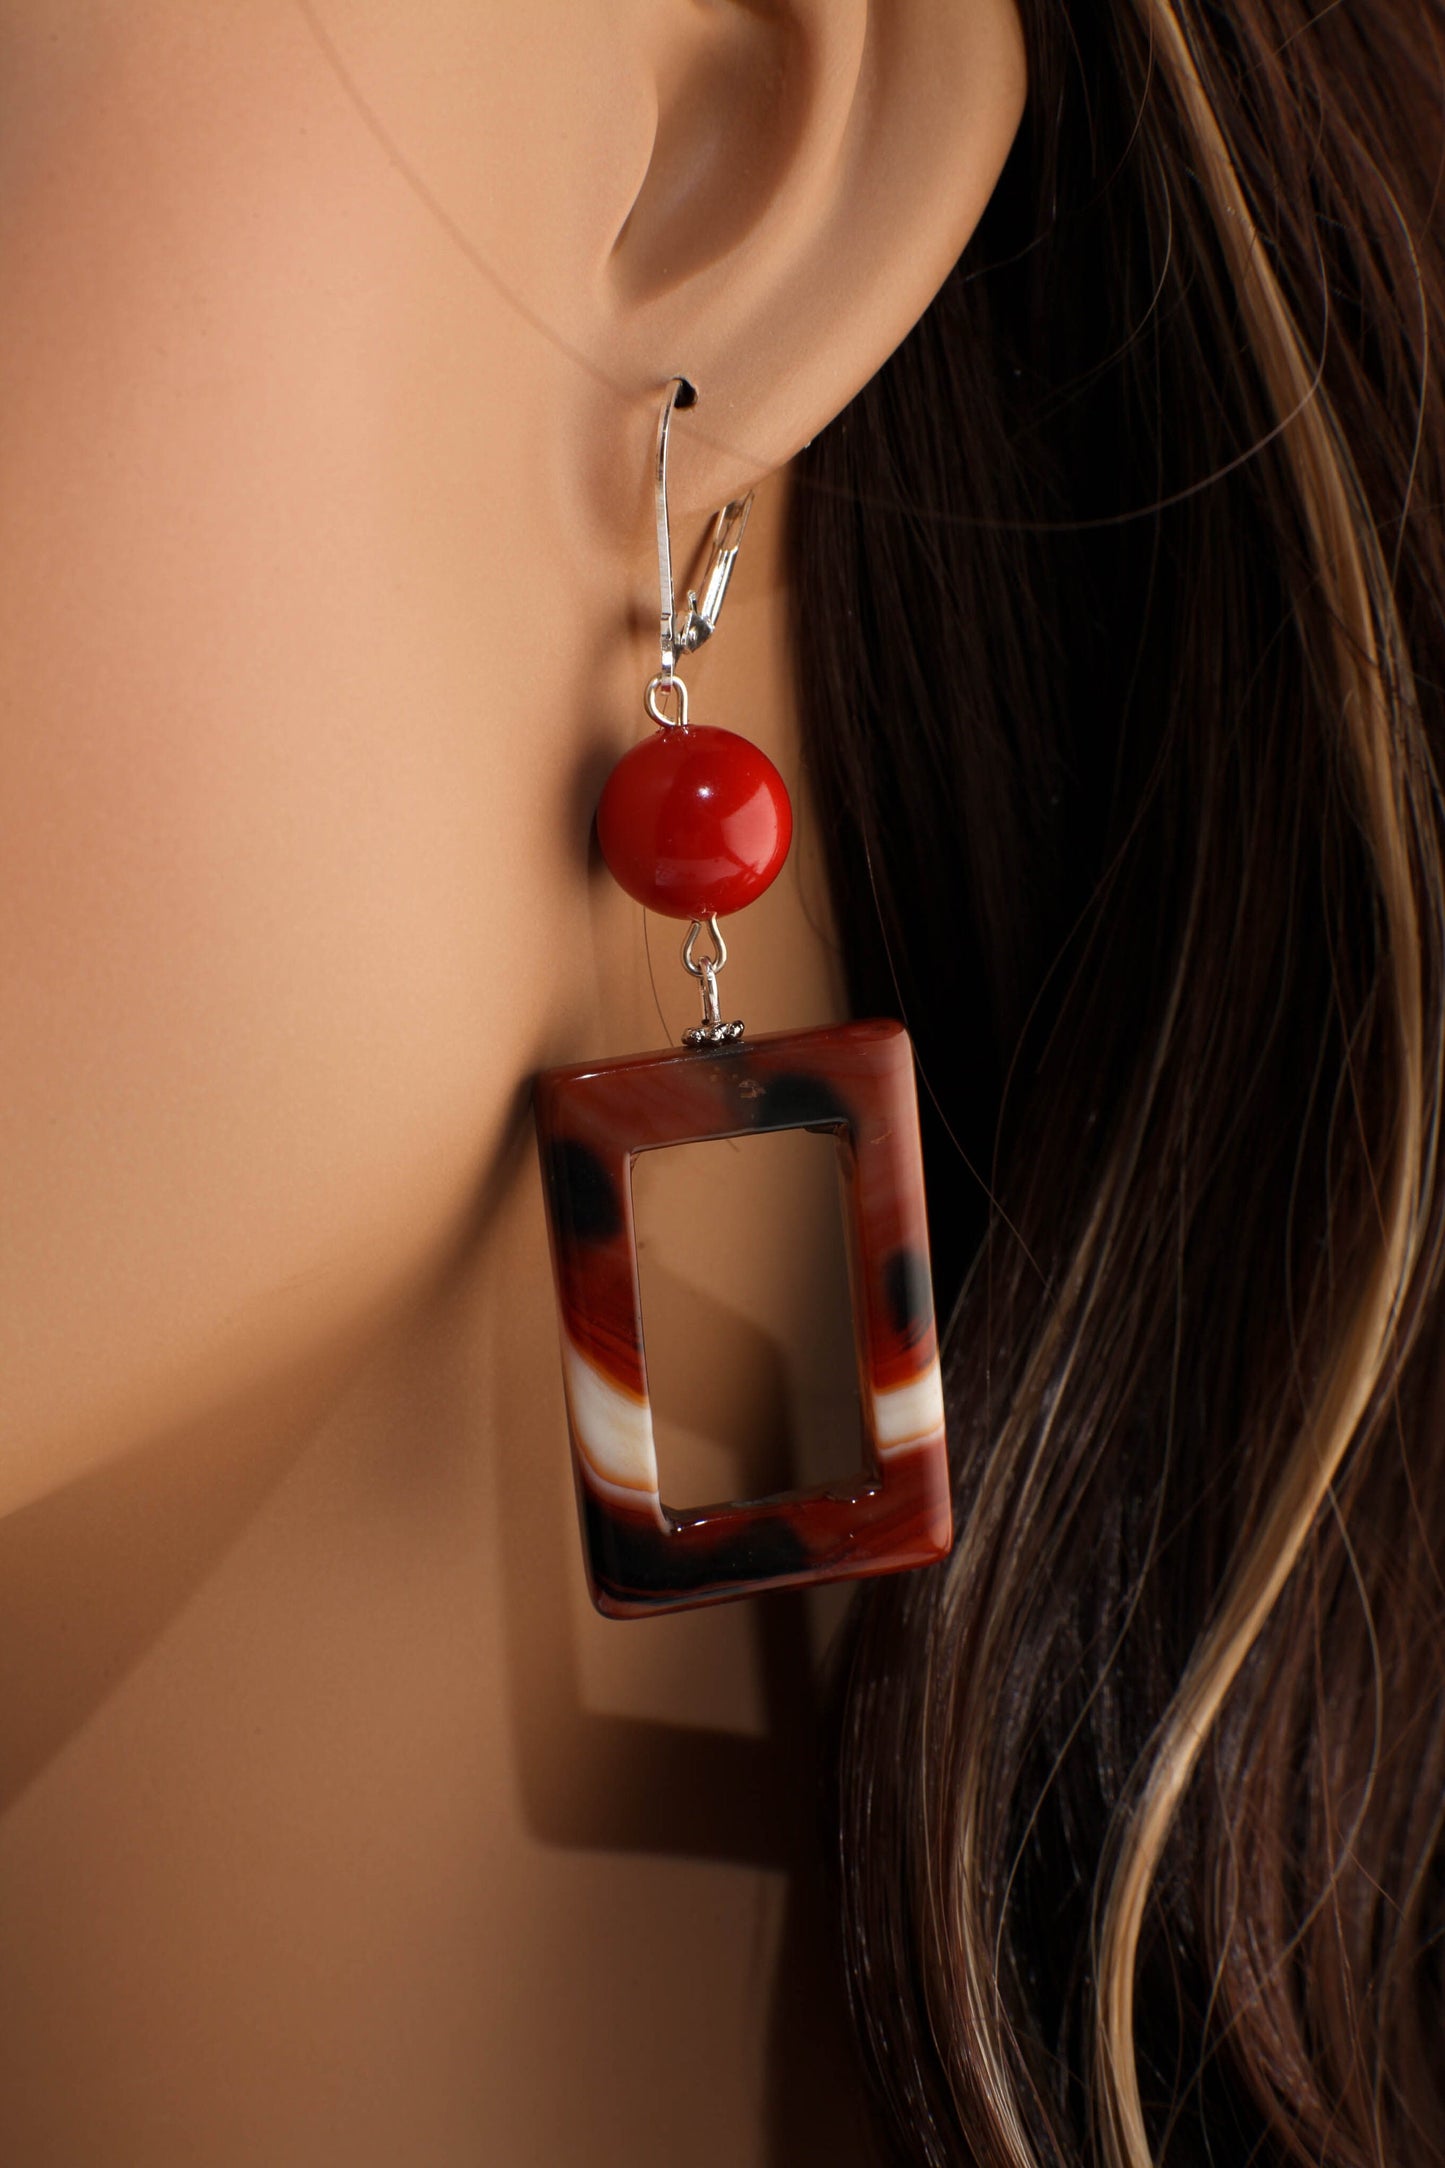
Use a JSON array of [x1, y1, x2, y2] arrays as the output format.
[[545, 1136, 623, 1246], [740, 1069, 851, 1133], [582, 1493, 814, 1605], [882, 1246, 933, 1345]]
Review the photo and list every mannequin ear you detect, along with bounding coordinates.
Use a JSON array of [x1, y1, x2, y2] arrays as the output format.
[[603, 0, 1027, 512]]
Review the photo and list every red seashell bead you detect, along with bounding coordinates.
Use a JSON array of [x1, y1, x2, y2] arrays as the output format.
[[596, 725, 793, 919]]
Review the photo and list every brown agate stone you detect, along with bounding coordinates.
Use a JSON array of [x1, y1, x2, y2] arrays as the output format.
[[534, 1020, 953, 1616]]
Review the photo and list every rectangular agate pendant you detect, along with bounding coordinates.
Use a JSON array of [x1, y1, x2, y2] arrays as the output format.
[[533, 1018, 953, 1617]]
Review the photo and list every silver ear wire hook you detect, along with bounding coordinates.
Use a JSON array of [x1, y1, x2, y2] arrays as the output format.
[[654, 376, 754, 688], [654, 375, 693, 683]]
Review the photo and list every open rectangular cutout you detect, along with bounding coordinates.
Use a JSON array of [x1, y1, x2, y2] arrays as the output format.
[[630, 1126, 867, 1514]]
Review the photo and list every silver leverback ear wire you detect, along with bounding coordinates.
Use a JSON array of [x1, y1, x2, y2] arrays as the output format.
[[652, 376, 754, 699]]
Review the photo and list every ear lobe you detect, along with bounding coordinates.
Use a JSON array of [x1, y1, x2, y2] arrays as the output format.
[[605, 0, 1027, 514]]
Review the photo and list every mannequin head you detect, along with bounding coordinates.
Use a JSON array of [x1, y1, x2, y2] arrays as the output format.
[[0, 0, 1024, 1513], [2, 4, 1443, 2166]]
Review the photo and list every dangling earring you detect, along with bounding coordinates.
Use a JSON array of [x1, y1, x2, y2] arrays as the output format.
[[533, 377, 952, 1617]]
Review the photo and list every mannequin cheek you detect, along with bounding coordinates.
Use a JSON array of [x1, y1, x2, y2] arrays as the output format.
[[0, 7, 594, 1513], [0, 596, 569, 1516]]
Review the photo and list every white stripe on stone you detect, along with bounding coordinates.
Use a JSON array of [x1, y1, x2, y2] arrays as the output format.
[[561, 1333, 662, 1503], [872, 1360, 947, 1454]]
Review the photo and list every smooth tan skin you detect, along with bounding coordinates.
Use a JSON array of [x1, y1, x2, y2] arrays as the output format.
[[0, 3, 1025, 2160]]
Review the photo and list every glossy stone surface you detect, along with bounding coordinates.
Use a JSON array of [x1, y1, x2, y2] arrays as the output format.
[[533, 1019, 953, 1616], [595, 724, 793, 919]]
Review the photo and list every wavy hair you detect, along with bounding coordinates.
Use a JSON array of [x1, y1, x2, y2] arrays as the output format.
[[794, 1, 1445, 2161]]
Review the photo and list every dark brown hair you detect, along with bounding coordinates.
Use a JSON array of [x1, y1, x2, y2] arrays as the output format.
[[793, 1, 1445, 2161]]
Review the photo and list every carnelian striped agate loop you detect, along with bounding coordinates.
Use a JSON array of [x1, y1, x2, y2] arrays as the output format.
[[534, 1019, 953, 1616]]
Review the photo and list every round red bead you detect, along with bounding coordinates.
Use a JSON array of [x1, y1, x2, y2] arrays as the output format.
[[596, 725, 793, 919]]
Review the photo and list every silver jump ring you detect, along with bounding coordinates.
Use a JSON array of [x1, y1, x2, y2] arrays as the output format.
[[681, 914, 727, 977], [644, 674, 689, 729]]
